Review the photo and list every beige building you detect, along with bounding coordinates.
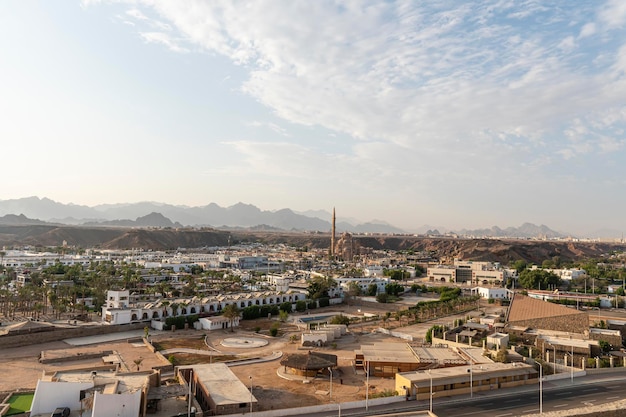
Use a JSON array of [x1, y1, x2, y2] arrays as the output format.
[[396, 363, 537, 401], [177, 363, 257, 415]]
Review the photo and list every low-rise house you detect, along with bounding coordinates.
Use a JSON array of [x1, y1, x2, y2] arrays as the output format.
[[177, 363, 257, 415], [396, 362, 537, 401], [30, 367, 155, 417]]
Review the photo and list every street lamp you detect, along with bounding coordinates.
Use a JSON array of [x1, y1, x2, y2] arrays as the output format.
[[365, 361, 369, 411], [537, 362, 543, 415], [467, 364, 473, 398], [249, 376, 253, 414], [329, 367, 333, 400], [566, 342, 574, 384], [428, 369, 433, 413]]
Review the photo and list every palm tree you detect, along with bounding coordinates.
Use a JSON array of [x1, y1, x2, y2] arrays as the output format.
[[222, 304, 240, 332], [133, 357, 144, 371]]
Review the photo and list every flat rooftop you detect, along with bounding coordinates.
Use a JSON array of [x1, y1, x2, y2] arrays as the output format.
[[183, 363, 258, 406], [400, 362, 535, 386], [358, 342, 419, 364]]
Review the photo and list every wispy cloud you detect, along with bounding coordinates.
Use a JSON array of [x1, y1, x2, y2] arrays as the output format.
[[84, 0, 626, 231], [139, 32, 188, 53]]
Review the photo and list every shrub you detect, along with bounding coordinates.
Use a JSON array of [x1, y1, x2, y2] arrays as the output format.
[[279, 302, 292, 313], [318, 297, 330, 308], [295, 300, 307, 312], [330, 314, 350, 325], [242, 305, 261, 320], [269, 323, 280, 337], [370, 389, 398, 398], [260, 305, 279, 317]]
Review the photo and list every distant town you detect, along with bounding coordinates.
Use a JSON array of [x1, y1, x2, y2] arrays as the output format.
[[2, 225, 626, 417]]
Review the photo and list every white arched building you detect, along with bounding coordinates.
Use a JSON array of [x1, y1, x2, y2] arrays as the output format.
[[102, 289, 307, 325]]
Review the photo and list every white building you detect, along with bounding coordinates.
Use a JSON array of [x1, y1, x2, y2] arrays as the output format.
[[530, 266, 587, 281], [471, 287, 512, 300], [196, 315, 239, 331], [363, 266, 384, 277], [101, 289, 307, 325], [30, 369, 151, 417], [335, 276, 390, 295]]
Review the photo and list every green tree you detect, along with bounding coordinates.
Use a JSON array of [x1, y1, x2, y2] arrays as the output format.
[[385, 282, 404, 296], [512, 260, 527, 274], [222, 303, 240, 332], [279, 301, 292, 313], [519, 269, 561, 290], [269, 322, 280, 337], [599, 340, 611, 353], [307, 276, 337, 299], [494, 346, 508, 363], [279, 310, 289, 322], [330, 314, 350, 325], [366, 283, 378, 296]]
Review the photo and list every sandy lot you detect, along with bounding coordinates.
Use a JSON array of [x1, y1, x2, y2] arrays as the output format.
[[0, 300, 503, 412], [0, 304, 404, 411]]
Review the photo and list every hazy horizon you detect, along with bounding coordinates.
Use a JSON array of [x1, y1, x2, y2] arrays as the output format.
[[2, 2, 626, 236]]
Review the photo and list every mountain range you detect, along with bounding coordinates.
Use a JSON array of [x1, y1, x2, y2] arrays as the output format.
[[0, 196, 614, 239], [0, 197, 405, 234]]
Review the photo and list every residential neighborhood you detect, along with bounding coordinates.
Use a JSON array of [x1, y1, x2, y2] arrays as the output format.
[[1, 237, 626, 417]]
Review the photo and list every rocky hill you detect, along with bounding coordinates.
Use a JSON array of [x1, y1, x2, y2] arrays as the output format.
[[0, 225, 623, 265]]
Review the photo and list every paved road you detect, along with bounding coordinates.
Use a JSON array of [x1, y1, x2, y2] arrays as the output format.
[[301, 371, 626, 417]]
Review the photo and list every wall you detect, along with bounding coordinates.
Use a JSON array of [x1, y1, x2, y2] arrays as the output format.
[[377, 328, 414, 341], [0, 322, 147, 349], [92, 390, 142, 417], [30, 380, 93, 416], [223, 395, 405, 417]]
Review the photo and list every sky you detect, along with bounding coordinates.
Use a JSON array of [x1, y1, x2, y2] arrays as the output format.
[[1, 1, 626, 236]]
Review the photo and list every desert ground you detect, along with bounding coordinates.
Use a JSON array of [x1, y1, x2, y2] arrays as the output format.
[[0, 299, 508, 414]]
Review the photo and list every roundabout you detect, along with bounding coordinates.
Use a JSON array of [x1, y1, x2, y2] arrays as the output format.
[[220, 337, 269, 348]]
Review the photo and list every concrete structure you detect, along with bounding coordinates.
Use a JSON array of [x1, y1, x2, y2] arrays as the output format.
[[331, 207, 336, 259], [396, 362, 537, 401], [177, 363, 257, 415], [30, 367, 154, 417], [355, 343, 473, 378], [486, 333, 509, 350]]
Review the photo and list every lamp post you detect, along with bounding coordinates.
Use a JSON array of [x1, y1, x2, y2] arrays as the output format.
[[188, 369, 193, 417], [329, 367, 333, 400], [428, 369, 433, 413], [249, 376, 253, 414], [537, 362, 543, 415], [565, 352, 574, 384], [365, 361, 369, 411], [468, 364, 473, 398]]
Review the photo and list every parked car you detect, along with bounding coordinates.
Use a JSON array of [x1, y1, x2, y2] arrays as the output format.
[[51, 407, 70, 417]]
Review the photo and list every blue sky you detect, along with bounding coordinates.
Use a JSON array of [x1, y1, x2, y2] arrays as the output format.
[[1, 1, 626, 236]]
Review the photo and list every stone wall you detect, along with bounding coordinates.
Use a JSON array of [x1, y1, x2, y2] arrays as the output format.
[[0, 322, 147, 349]]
